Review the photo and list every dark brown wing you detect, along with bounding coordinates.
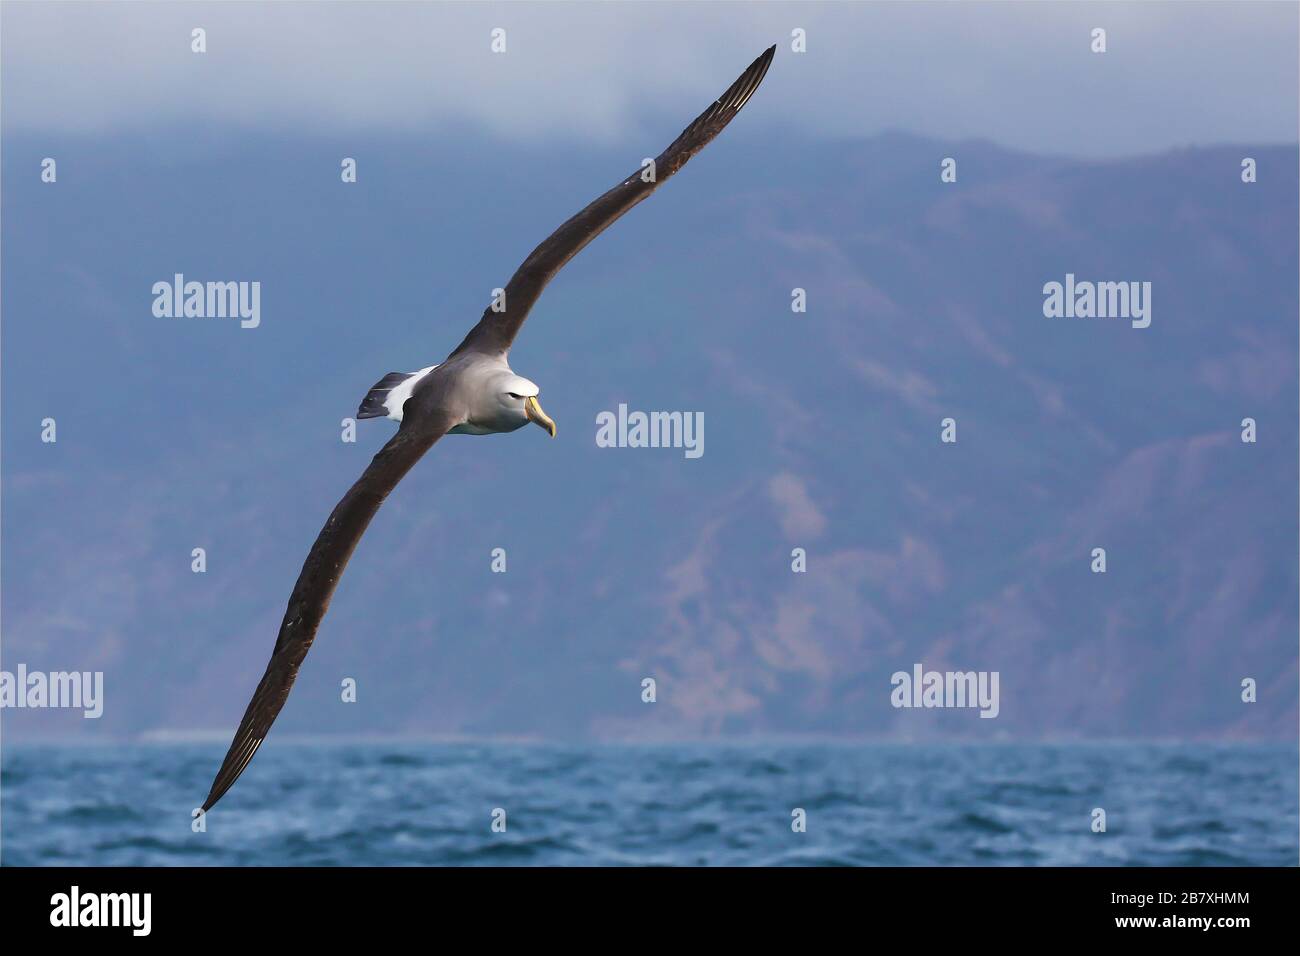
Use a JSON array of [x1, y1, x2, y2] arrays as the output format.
[[201, 415, 456, 811], [446, 44, 775, 360]]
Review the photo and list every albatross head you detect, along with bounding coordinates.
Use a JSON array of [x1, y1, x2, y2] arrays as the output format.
[[481, 372, 556, 437]]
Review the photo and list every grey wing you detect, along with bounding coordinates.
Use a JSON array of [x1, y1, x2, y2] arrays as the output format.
[[201, 414, 457, 811], [446, 44, 775, 361]]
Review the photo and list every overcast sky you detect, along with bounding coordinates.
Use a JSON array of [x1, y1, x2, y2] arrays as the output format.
[[3, 1, 1297, 157]]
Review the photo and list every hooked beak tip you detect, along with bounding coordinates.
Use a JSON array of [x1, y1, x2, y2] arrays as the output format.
[[525, 395, 557, 438]]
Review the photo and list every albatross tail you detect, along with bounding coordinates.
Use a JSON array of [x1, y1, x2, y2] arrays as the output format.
[[357, 366, 437, 421]]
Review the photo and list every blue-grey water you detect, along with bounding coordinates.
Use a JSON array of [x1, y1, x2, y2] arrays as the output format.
[[2, 742, 1295, 866]]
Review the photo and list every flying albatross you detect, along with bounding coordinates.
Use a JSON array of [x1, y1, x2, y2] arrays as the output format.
[[201, 45, 775, 811]]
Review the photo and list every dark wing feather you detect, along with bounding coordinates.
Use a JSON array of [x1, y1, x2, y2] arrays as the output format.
[[446, 44, 775, 360], [201, 416, 456, 811]]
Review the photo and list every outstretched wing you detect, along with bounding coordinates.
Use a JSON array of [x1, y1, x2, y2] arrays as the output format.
[[447, 44, 775, 360], [201, 414, 457, 811]]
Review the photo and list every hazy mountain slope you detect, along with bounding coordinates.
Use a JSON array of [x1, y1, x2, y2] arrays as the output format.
[[2, 131, 1295, 740]]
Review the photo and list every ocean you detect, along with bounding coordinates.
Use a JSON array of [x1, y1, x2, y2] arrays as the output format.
[[2, 741, 1295, 866]]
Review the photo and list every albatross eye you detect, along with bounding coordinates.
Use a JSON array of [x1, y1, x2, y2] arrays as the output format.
[[507, 392, 523, 400]]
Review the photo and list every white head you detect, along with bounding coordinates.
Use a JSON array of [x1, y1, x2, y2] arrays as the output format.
[[470, 370, 556, 436]]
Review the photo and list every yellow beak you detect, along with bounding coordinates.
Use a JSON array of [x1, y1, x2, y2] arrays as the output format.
[[524, 395, 557, 438]]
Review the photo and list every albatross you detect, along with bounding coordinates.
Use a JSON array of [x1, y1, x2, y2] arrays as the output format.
[[201, 45, 776, 811]]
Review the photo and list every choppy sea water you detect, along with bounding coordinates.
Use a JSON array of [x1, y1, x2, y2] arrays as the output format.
[[1, 741, 1295, 866]]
